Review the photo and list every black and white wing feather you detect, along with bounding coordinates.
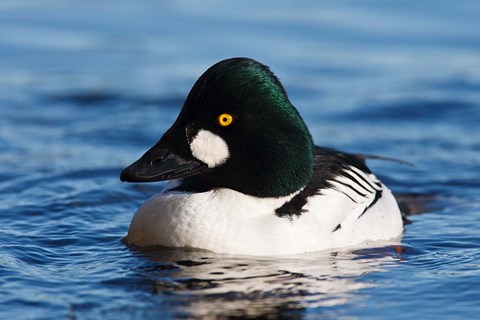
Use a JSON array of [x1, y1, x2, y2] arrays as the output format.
[[276, 147, 384, 221]]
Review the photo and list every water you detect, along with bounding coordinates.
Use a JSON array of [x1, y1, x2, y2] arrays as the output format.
[[1, 1, 479, 319]]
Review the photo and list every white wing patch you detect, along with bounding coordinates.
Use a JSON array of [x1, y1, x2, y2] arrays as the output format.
[[329, 166, 383, 224], [189, 129, 230, 168], [331, 168, 381, 199]]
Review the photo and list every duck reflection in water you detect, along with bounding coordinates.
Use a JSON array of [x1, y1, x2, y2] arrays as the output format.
[[131, 243, 405, 318]]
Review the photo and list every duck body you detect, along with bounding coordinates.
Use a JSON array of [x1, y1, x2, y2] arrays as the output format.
[[121, 58, 404, 255]]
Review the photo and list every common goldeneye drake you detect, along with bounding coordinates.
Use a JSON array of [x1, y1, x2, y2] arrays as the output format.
[[120, 57, 403, 255]]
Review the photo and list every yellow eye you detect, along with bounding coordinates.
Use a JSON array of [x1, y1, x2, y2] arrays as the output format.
[[217, 113, 233, 127]]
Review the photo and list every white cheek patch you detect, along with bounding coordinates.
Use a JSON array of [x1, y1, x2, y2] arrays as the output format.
[[189, 130, 230, 168]]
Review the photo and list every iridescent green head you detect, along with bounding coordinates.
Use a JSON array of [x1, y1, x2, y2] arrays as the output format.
[[121, 58, 315, 198]]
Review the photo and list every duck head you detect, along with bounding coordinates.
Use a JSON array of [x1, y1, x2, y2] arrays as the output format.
[[120, 58, 315, 198]]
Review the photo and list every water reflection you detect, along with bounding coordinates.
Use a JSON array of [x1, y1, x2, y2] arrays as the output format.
[[132, 244, 404, 318]]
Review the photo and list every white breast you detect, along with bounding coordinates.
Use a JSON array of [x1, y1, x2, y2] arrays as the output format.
[[125, 181, 404, 255]]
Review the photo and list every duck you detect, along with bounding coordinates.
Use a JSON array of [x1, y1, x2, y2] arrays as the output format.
[[120, 57, 404, 255]]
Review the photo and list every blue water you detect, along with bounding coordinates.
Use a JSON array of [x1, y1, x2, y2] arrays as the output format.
[[1, 1, 479, 319]]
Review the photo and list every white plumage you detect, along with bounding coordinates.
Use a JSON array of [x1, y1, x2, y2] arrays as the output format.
[[126, 172, 403, 256]]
